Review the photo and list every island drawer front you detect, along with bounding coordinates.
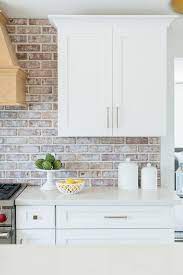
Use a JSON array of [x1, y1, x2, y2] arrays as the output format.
[[56, 206, 173, 229], [56, 229, 174, 245], [16, 206, 55, 229], [17, 229, 55, 245]]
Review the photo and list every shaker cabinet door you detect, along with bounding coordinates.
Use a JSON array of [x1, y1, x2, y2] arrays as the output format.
[[113, 22, 167, 136], [58, 25, 113, 136]]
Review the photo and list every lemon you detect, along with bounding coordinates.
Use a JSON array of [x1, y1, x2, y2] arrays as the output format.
[[75, 179, 84, 184], [66, 178, 75, 184]]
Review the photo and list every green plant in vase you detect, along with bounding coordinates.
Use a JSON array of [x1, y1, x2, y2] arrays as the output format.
[[35, 153, 62, 191]]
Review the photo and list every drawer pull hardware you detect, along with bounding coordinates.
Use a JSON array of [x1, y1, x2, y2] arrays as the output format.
[[33, 215, 38, 220], [0, 231, 11, 239], [116, 106, 119, 128], [104, 215, 128, 219], [106, 106, 110, 128]]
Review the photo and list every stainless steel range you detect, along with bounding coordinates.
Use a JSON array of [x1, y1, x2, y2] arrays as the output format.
[[0, 184, 25, 244]]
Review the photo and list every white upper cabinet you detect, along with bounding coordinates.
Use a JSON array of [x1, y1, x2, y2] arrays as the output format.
[[49, 15, 176, 137], [57, 23, 113, 136]]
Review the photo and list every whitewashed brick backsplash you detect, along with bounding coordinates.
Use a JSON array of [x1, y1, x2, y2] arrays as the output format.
[[0, 19, 161, 186]]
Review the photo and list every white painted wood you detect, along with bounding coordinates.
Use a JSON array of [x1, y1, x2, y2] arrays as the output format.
[[58, 24, 113, 136], [16, 206, 55, 229], [50, 15, 176, 137], [15, 187, 178, 244], [56, 229, 174, 245], [16, 229, 55, 245], [56, 205, 173, 229], [49, 15, 177, 24], [160, 34, 177, 190], [113, 20, 168, 136]]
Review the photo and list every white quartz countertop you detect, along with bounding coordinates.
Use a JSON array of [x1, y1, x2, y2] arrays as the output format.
[[15, 186, 180, 206]]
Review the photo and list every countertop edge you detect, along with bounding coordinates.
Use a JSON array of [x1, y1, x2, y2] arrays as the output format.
[[15, 186, 181, 206]]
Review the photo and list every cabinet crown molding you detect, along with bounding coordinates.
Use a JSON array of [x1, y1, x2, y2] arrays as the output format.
[[49, 14, 178, 27]]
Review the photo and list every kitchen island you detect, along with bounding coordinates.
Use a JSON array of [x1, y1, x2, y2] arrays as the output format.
[[15, 186, 180, 245]]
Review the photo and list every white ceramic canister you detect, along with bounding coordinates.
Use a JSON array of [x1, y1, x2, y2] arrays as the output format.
[[141, 163, 157, 190], [118, 158, 138, 190]]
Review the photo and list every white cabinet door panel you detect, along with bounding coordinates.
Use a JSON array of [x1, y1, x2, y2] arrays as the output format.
[[16, 229, 55, 245], [56, 229, 174, 245], [58, 26, 113, 136], [113, 22, 167, 136]]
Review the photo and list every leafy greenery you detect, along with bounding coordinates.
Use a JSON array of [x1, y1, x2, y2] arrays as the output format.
[[35, 153, 62, 170]]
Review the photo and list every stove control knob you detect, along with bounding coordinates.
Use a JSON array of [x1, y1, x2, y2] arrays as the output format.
[[0, 214, 7, 223]]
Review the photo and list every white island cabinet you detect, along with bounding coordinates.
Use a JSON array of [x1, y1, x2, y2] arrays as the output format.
[[15, 187, 179, 245], [49, 15, 176, 137]]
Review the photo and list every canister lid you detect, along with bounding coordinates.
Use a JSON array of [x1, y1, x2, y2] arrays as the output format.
[[142, 163, 157, 171], [118, 158, 138, 167]]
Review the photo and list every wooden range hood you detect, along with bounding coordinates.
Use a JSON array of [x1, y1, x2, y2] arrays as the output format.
[[171, 0, 183, 13], [0, 10, 26, 106]]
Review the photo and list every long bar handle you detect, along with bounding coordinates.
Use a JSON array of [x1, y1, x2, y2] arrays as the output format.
[[104, 215, 128, 219], [116, 106, 119, 128], [106, 107, 110, 128]]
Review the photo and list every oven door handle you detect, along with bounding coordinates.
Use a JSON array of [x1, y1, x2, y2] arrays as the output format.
[[0, 230, 12, 239]]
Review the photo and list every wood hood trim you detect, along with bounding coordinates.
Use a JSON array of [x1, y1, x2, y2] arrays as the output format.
[[0, 10, 26, 106], [171, 0, 183, 13]]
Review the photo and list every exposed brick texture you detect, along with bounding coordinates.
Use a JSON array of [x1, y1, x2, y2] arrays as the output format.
[[0, 19, 161, 186]]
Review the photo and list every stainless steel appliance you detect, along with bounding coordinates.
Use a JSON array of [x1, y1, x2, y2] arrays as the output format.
[[0, 184, 25, 244], [176, 167, 183, 197]]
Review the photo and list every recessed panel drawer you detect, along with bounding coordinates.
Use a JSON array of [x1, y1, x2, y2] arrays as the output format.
[[56, 206, 173, 229], [56, 229, 174, 245], [16, 206, 55, 229]]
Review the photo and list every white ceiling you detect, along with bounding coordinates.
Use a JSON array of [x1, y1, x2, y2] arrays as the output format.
[[0, 0, 175, 18]]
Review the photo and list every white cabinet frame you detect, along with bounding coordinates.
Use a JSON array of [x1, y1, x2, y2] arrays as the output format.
[[49, 15, 176, 137]]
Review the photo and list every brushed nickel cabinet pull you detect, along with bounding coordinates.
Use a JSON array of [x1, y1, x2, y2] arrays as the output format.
[[116, 106, 119, 128], [106, 107, 110, 128], [104, 215, 128, 219]]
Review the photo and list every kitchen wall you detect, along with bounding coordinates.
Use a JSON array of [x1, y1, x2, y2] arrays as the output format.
[[0, 18, 160, 186]]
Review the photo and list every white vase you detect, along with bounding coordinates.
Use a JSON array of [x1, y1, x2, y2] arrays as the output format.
[[41, 170, 56, 191]]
